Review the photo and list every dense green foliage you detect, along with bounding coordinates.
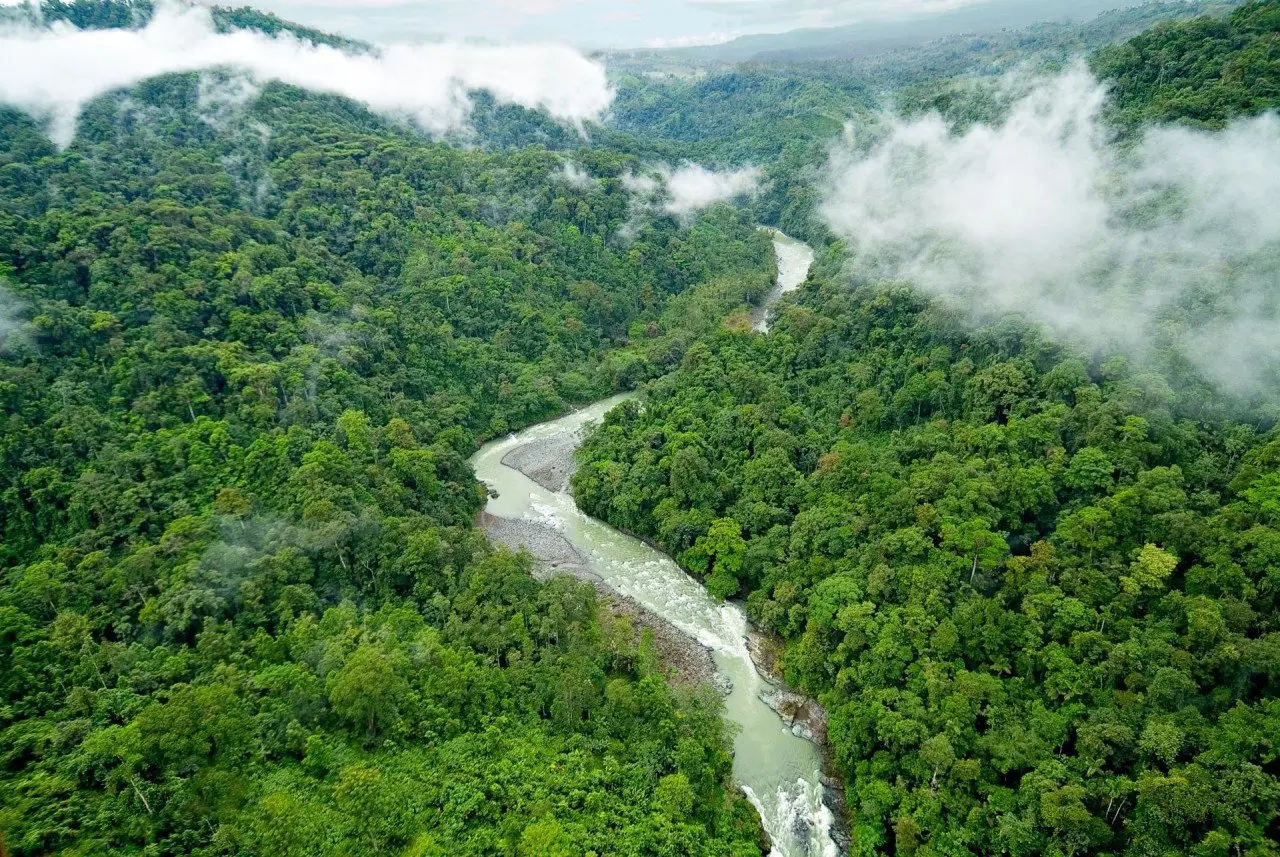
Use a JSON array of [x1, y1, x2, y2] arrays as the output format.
[[600, 67, 866, 245], [606, 67, 870, 165], [831, 1, 1241, 85], [208, 5, 370, 50], [0, 0, 153, 30], [576, 6, 1280, 857], [1095, 0, 1280, 127], [4, 1, 1280, 854], [0, 65, 773, 855]]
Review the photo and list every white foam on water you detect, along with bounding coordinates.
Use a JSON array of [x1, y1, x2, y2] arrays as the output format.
[[742, 776, 837, 857], [740, 784, 787, 857]]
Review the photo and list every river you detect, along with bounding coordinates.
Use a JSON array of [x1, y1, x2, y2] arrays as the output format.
[[470, 231, 837, 857], [753, 228, 816, 333]]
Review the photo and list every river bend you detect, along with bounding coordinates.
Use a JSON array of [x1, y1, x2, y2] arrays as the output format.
[[470, 231, 836, 857]]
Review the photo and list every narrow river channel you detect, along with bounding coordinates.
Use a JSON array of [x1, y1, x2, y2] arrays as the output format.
[[470, 231, 837, 857], [753, 229, 816, 333]]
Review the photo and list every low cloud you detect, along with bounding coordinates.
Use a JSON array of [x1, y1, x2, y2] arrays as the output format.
[[820, 65, 1280, 398], [556, 161, 597, 189], [625, 161, 761, 220], [0, 3, 614, 147], [196, 71, 261, 128], [644, 31, 740, 49], [0, 282, 28, 353]]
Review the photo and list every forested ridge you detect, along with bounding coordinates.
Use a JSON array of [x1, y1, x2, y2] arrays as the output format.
[[574, 3, 1280, 856], [0, 28, 775, 857], [1095, 0, 1280, 127]]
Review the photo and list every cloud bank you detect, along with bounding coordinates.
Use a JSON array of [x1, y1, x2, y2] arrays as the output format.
[[0, 3, 613, 147], [625, 162, 761, 220], [644, 30, 740, 49], [820, 66, 1280, 397]]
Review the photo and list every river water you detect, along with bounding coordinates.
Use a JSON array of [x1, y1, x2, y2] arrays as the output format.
[[470, 231, 837, 857], [753, 228, 816, 333]]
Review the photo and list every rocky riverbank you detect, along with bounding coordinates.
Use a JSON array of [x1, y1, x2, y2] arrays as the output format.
[[599, 585, 728, 692], [481, 408, 729, 690], [500, 424, 583, 493], [746, 631, 827, 743], [480, 512, 594, 579], [483, 502, 851, 851], [747, 627, 851, 854]]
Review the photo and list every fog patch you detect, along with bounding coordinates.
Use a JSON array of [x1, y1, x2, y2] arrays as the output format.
[[556, 161, 597, 189], [0, 3, 614, 147], [0, 284, 29, 353], [160, 512, 347, 633], [303, 311, 356, 361], [820, 65, 1280, 398], [197, 70, 260, 128], [624, 161, 761, 228]]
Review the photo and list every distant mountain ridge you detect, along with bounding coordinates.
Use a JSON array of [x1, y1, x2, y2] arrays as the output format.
[[665, 0, 1233, 62]]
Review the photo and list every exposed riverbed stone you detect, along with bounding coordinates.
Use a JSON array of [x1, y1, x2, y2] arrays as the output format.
[[758, 687, 824, 743], [478, 512, 596, 580], [471, 233, 847, 854], [596, 586, 725, 691], [484, 466, 850, 850], [746, 631, 829, 745], [482, 361, 848, 851], [500, 429, 582, 493]]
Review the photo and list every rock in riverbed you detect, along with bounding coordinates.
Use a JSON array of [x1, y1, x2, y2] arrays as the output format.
[[747, 623, 852, 852], [758, 686, 827, 744]]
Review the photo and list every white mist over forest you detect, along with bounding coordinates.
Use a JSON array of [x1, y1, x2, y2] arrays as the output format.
[[0, 289, 25, 353], [625, 162, 762, 221], [821, 65, 1280, 397], [0, 2, 613, 146]]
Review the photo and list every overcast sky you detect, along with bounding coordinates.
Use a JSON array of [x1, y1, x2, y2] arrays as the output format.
[[240, 0, 998, 50]]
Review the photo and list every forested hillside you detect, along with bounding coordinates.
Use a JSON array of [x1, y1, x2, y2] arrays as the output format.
[[1, 0, 367, 49], [575, 3, 1280, 856], [1095, 0, 1280, 126], [0, 44, 774, 857]]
